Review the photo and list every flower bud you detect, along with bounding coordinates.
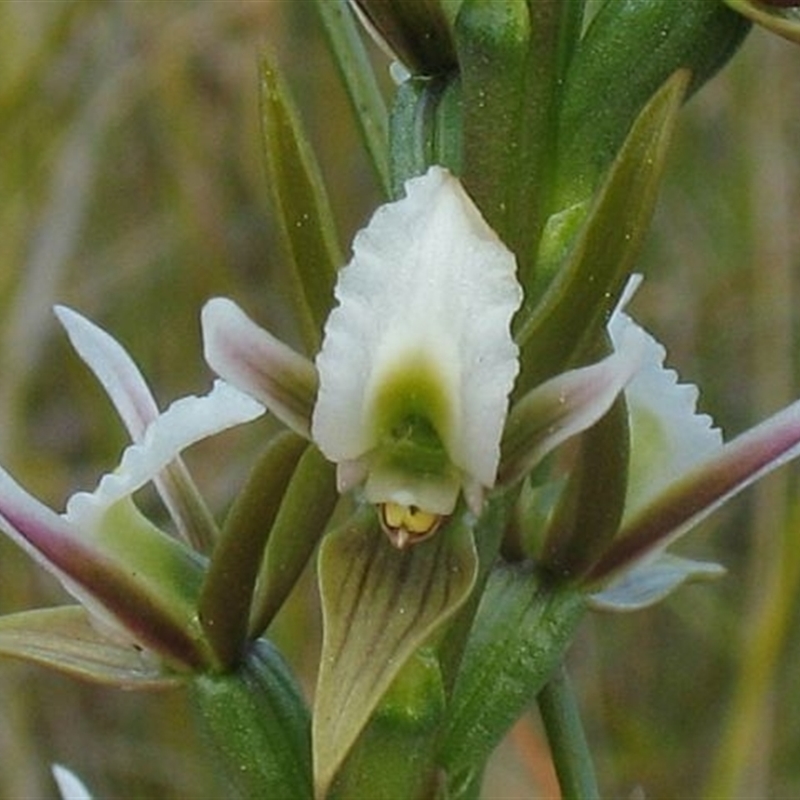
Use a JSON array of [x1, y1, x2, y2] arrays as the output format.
[[350, 0, 457, 75]]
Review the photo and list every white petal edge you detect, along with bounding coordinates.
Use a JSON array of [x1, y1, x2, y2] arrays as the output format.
[[312, 165, 521, 504], [52, 764, 94, 800], [609, 278, 723, 519], [65, 380, 264, 531], [54, 305, 159, 440], [589, 552, 725, 612], [202, 297, 317, 438]]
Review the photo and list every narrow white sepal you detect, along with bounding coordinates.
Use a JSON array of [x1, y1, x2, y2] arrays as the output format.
[[56, 305, 221, 549], [202, 297, 318, 438], [52, 764, 94, 800], [312, 166, 521, 513], [54, 305, 159, 440]]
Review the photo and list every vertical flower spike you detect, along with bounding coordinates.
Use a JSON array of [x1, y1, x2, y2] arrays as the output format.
[[312, 166, 522, 547]]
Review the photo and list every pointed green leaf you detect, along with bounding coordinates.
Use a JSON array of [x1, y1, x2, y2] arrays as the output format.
[[260, 52, 343, 355], [456, 0, 571, 288], [191, 638, 312, 799], [313, 506, 478, 797], [315, 0, 391, 194], [725, 0, 800, 44], [515, 69, 688, 392], [455, 0, 532, 245], [441, 565, 585, 792], [0, 606, 183, 689], [248, 444, 338, 638], [557, 0, 750, 206], [198, 431, 307, 669]]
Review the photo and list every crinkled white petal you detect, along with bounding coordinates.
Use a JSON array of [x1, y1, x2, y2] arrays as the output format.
[[54, 305, 159, 440], [609, 279, 723, 519], [65, 380, 264, 532], [312, 166, 521, 502]]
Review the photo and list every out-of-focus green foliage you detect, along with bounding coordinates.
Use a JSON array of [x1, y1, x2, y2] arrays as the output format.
[[0, 2, 799, 798], [0, 3, 373, 797]]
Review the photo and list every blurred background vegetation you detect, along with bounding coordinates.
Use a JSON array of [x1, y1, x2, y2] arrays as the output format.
[[0, 2, 798, 798]]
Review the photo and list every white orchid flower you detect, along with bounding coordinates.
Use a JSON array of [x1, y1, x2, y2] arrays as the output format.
[[311, 167, 522, 545], [203, 166, 653, 549], [588, 280, 800, 608], [0, 309, 264, 668]]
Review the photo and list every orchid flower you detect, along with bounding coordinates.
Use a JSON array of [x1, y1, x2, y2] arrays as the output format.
[[206, 167, 520, 546], [585, 280, 800, 609], [203, 161, 800, 613], [311, 167, 522, 543], [203, 166, 651, 549], [0, 308, 264, 675]]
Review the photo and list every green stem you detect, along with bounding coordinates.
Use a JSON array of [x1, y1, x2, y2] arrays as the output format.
[[537, 663, 599, 800]]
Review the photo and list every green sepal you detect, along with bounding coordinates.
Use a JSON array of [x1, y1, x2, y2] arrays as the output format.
[[260, 51, 343, 355], [191, 638, 312, 800], [315, 0, 391, 194], [313, 505, 478, 798], [389, 75, 461, 196], [440, 565, 586, 794], [556, 0, 750, 206], [350, 0, 458, 76], [328, 648, 446, 800], [0, 606, 184, 690], [455, 0, 532, 248], [248, 444, 338, 638], [91, 497, 212, 671], [198, 431, 307, 670], [515, 69, 688, 392], [539, 389, 629, 581], [724, 0, 800, 44], [456, 0, 571, 289]]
